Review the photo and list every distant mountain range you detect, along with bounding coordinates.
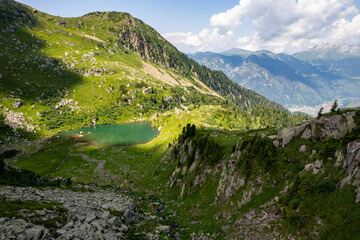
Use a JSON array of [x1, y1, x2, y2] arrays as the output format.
[[189, 43, 360, 114]]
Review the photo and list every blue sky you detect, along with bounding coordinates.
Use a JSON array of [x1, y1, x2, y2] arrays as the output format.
[[17, 0, 239, 34], [17, 0, 360, 54]]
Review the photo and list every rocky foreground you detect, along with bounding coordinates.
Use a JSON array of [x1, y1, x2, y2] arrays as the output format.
[[0, 186, 169, 240]]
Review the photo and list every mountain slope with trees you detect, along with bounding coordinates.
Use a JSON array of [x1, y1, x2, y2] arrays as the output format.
[[0, 0, 308, 143]]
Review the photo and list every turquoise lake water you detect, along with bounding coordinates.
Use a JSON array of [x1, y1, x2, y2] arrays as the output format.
[[58, 122, 159, 146]]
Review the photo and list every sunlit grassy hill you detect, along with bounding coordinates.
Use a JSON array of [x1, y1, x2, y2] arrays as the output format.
[[0, 0, 309, 144]]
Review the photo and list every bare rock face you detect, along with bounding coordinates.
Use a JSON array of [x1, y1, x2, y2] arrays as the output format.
[[277, 124, 307, 147], [339, 141, 360, 202], [345, 141, 360, 174], [277, 111, 357, 147], [215, 158, 245, 202]]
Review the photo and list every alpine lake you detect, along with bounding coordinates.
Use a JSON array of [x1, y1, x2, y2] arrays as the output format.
[[58, 122, 159, 146]]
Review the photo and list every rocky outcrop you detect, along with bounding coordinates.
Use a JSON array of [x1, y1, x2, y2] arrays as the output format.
[[12, 100, 24, 109], [275, 111, 356, 147], [2, 107, 35, 132], [55, 98, 79, 111], [0, 186, 161, 239], [215, 158, 245, 202], [339, 141, 360, 202], [304, 159, 323, 174]]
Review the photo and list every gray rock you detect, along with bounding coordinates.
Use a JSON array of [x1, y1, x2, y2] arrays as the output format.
[[35, 210, 46, 216], [108, 216, 119, 226], [278, 111, 357, 147], [12, 100, 24, 109], [335, 150, 345, 167], [17, 233, 26, 240], [277, 124, 307, 147], [103, 232, 117, 240], [311, 150, 317, 157], [313, 159, 323, 174], [85, 213, 96, 223], [341, 175, 352, 188], [123, 209, 132, 221], [25, 226, 47, 240], [304, 163, 313, 171], [101, 211, 110, 220], [299, 145, 307, 153], [345, 141, 360, 174], [157, 225, 171, 233], [101, 203, 109, 210], [314, 159, 322, 169], [56, 229, 66, 235], [120, 224, 128, 232]]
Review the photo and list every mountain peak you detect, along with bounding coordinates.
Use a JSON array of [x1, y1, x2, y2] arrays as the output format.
[[298, 43, 360, 59], [221, 48, 253, 56]]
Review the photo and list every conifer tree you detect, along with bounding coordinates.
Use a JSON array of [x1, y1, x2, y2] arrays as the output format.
[[317, 107, 324, 118], [330, 99, 338, 112]]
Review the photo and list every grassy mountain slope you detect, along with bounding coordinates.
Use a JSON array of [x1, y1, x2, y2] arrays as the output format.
[[0, 0, 309, 144]]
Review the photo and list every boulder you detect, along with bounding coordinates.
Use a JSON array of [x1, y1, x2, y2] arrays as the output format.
[[12, 100, 24, 109], [25, 226, 47, 240], [85, 213, 96, 223], [277, 124, 307, 147], [35, 209, 46, 216], [299, 145, 307, 153], [313, 159, 323, 174], [107, 216, 119, 226], [304, 163, 313, 171], [157, 225, 171, 233]]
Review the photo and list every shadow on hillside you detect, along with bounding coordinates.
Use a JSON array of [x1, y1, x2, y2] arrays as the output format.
[[0, 0, 84, 102]]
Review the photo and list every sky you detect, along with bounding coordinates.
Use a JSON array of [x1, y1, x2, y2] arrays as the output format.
[[17, 0, 360, 54]]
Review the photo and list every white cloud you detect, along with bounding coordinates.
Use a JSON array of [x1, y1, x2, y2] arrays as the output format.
[[164, 28, 235, 53], [164, 0, 360, 53], [210, 4, 243, 33]]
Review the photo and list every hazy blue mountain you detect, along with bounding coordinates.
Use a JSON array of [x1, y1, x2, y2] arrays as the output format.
[[294, 43, 360, 78], [189, 45, 360, 110]]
